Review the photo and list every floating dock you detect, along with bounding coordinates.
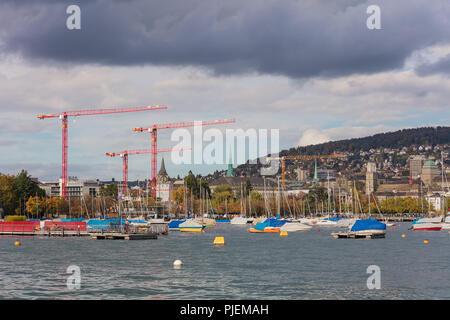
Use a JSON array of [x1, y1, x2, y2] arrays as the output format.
[[331, 231, 385, 239], [91, 231, 158, 240]]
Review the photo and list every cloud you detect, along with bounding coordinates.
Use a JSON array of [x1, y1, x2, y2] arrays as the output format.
[[416, 54, 450, 77], [296, 125, 393, 147], [296, 128, 331, 146], [1, 0, 450, 79]]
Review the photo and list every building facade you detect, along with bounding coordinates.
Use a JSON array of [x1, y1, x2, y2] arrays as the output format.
[[421, 160, 440, 187], [40, 178, 101, 198]]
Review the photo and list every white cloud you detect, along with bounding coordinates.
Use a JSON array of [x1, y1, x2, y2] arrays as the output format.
[[296, 128, 331, 147]]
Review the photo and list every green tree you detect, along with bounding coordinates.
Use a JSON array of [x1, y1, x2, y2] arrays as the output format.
[[185, 171, 199, 198], [212, 185, 234, 204], [0, 174, 18, 215], [99, 184, 119, 199], [13, 170, 45, 214]]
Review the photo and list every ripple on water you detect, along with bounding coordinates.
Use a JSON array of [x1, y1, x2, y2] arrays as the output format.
[[1, 223, 450, 299]]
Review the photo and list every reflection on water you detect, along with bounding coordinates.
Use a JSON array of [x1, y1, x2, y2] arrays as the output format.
[[1, 222, 449, 299]]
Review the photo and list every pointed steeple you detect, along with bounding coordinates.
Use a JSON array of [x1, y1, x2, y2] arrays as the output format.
[[157, 157, 169, 183], [226, 152, 234, 177], [158, 157, 167, 176], [313, 159, 318, 183]]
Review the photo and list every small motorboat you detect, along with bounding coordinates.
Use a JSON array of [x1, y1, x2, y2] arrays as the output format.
[[411, 217, 443, 231]]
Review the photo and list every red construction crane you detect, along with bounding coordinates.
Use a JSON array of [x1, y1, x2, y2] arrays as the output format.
[[133, 118, 236, 197], [106, 147, 190, 195], [38, 105, 167, 198]]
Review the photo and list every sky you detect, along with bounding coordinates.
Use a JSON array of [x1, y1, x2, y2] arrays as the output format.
[[0, 0, 449, 181]]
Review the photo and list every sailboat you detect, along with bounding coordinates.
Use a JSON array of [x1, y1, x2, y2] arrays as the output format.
[[177, 180, 204, 233], [278, 178, 311, 231]]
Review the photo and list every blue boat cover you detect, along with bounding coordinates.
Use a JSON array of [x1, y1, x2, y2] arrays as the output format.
[[87, 218, 126, 230], [323, 217, 342, 222], [168, 220, 186, 228], [350, 219, 386, 232], [263, 218, 287, 227], [127, 219, 147, 224], [216, 219, 231, 223], [254, 221, 270, 231], [61, 218, 85, 222]]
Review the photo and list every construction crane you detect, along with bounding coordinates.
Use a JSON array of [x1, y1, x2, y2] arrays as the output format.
[[267, 153, 346, 187], [133, 118, 236, 197], [106, 147, 190, 195], [38, 105, 167, 198]]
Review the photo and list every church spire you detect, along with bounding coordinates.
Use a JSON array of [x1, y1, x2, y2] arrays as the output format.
[[158, 158, 169, 177], [226, 152, 234, 177]]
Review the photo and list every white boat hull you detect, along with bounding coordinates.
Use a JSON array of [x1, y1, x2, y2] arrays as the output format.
[[230, 217, 248, 225], [412, 223, 442, 231], [280, 222, 312, 232]]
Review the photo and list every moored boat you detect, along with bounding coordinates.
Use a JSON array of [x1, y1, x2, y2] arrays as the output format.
[[230, 216, 247, 225], [412, 217, 443, 231], [332, 218, 386, 239], [179, 219, 203, 232], [168, 219, 186, 231], [249, 218, 285, 233], [279, 221, 312, 232]]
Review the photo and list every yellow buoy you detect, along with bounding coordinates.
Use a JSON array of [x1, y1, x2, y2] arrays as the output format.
[[401, 234, 406, 238], [14, 241, 21, 246], [280, 230, 288, 237], [214, 237, 225, 245], [424, 240, 429, 244]]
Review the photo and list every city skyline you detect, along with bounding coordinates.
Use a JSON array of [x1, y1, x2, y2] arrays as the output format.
[[1, 0, 450, 180]]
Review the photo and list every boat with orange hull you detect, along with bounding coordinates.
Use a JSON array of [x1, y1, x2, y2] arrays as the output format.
[[249, 227, 280, 233]]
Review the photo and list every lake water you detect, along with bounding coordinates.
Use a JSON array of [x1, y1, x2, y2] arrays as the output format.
[[1, 222, 450, 300]]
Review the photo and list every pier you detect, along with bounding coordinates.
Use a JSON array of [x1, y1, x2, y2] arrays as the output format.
[[0, 221, 167, 239], [90, 231, 158, 240], [331, 231, 386, 239]]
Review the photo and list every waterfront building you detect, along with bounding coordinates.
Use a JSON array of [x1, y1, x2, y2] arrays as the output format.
[[40, 177, 101, 197], [421, 160, 440, 187], [426, 193, 446, 211], [316, 169, 336, 181], [296, 168, 309, 182], [409, 155, 425, 181]]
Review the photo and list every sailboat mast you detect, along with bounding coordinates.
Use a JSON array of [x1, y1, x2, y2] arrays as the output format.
[[277, 177, 281, 217]]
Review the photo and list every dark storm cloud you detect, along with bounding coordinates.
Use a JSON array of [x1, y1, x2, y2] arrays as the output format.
[[0, 0, 449, 78]]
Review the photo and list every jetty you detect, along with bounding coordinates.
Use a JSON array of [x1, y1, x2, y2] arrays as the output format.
[[331, 231, 385, 239], [0, 220, 167, 240], [90, 231, 158, 240]]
